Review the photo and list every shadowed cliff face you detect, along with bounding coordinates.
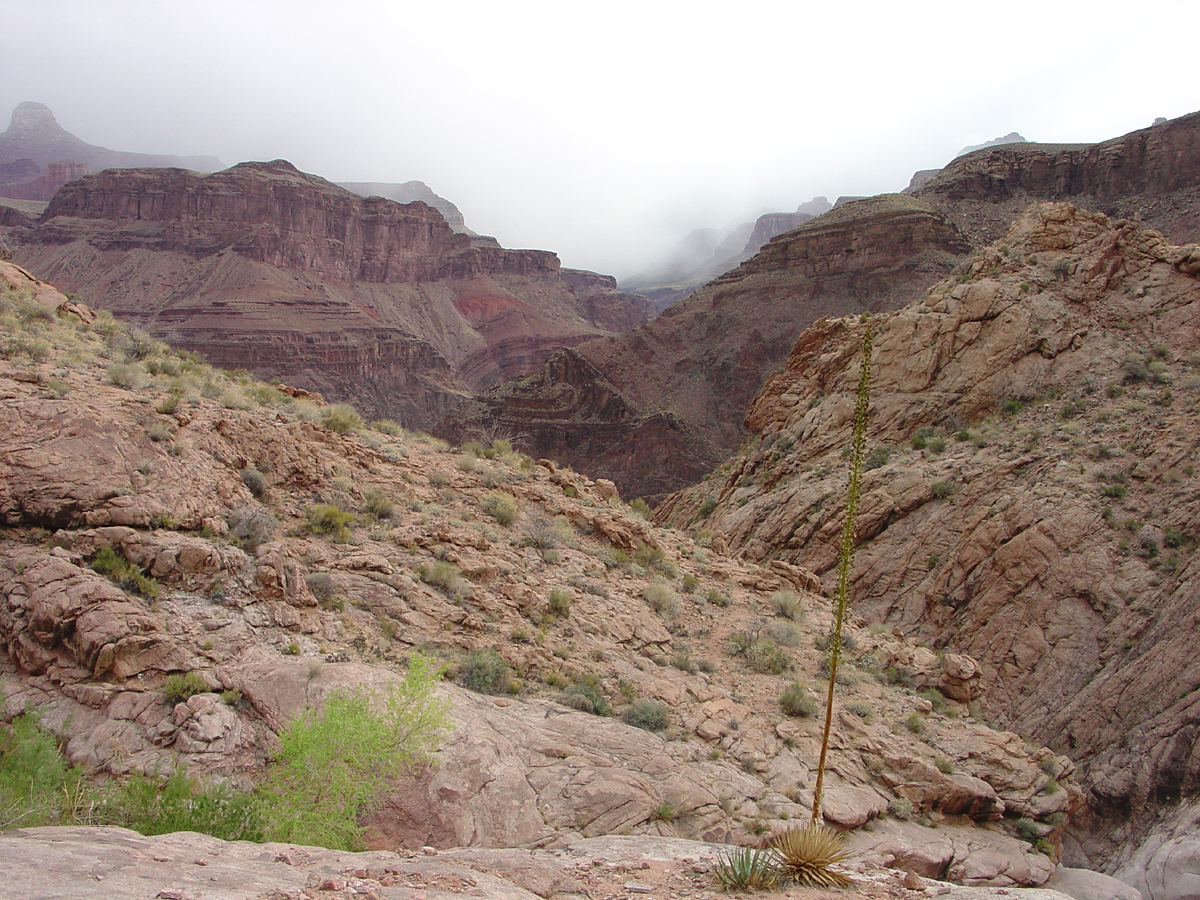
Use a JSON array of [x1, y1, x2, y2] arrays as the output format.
[[442, 196, 972, 500], [2, 161, 652, 429], [655, 203, 1200, 873], [915, 110, 1200, 248]]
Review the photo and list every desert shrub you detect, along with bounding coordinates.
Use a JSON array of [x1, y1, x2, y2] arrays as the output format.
[[256, 655, 447, 849], [771, 822, 852, 888], [321, 403, 363, 434], [887, 796, 914, 819], [90, 546, 160, 599], [780, 682, 818, 718], [229, 505, 279, 553], [482, 491, 518, 527], [306, 504, 354, 541], [934, 755, 954, 773], [771, 589, 805, 621], [362, 488, 395, 520], [240, 466, 268, 498], [698, 496, 717, 519], [371, 418, 403, 435], [744, 636, 789, 675], [107, 362, 147, 389], [628, 498, 651, 519], [1164, 526, 1185, 548], [768, 621, 802, 647], [634, 544, 677, 577], [864, 446, 889, 470], [623, 699, 669, 731], [681, 573, 700, 593], [704, 587, 730, 607], [306, 572, 336, 603], [1101, 483, 1127, 499], [421, 560, 464, 596], [1015, 817, 1040, 842], [459, 649, 512, 695], [712, 847, 781, 891], [563, 673, 609, 715], [548, 588, 572, 618], [524, 511, 563, 553], [931, 480, 956, 499], [162, 672, 210, 704], [905, 711, 924, 734], [845, 701, 874, 722], [643, 581, 680, 618]]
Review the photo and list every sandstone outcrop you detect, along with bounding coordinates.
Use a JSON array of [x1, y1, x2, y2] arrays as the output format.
[[2, 162, 652, 429], [655, 202, 1200, 881], [443, 195, 972, 499], [0, 269, 1080, 890]]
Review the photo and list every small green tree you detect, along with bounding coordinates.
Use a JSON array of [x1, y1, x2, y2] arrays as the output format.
[[256, 654, 448, 849]]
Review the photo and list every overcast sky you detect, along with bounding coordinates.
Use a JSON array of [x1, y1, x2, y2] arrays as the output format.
[[3, 0, 1196, 279]]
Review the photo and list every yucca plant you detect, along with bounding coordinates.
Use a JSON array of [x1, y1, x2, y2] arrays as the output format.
[[712, 846, 782, 891], [772, 822, 852, 888]]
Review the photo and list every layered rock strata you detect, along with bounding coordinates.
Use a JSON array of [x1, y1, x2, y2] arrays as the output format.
[[444, 195, 971, 499], [654, 203, 1200, 879], [3, 162, 651, 429]]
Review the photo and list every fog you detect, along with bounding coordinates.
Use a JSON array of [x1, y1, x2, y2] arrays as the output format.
[[3, 0, 1195, 279]]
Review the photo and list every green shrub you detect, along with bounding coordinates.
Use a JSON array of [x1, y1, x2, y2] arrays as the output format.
[[563, 673, 609, 715], [623, 699, 669, 731], [421, 560, 464, 595], [548, 588, 572, 618], [107, 362, 147, 389], [162, 672, 210, 704], [240, 466, 268, 498], [771, 589, 805, 621], [256, 655, 447, 849], [845, 701, 874, 722], [306, 572, 336, 603], [681, 573, 700, 593], [643, 581, 680, 618], [371, 419, 403, 435], [482, 492, 518, 527], [628, 498, 650, 519], [887, 797, 914, 820], [0, 713, 80, 829], [459, 649, 512, 695], [362, 489, 395, 520], [321, 404, 363, 434], [105, 767, 262, 842], [934, 755, 954, 773], [864, 446, 889, 470], [931, 480, 956, 499], [1101, 483, 1127, 499], [698, 496, 717, 519], [704, 587, 730, 607], [1015, 817, 1040, 842], [780, 682, 818, 718], [905, 711, 924, 734], [229, 505, 279, 553], [306, 504, 354, 541], [90, 546, 160, 599]]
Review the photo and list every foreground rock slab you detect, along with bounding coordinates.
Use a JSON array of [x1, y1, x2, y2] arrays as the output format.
[[0, 827, 1082, 900]]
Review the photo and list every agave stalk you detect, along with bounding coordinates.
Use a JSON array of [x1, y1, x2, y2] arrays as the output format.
[[811, 320, 873, 824]]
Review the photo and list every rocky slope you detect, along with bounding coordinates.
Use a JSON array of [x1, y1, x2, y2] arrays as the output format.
[[654, 203, 1200, 888], [1, 160, 652, 429], [0, 102, 222, 198], [444, 195, 972, 500], [0, 260, 1098, 893]]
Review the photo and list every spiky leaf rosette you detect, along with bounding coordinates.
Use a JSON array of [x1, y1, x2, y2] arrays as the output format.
[[771, 822, 852, 888], [712, 846, 782, 891]]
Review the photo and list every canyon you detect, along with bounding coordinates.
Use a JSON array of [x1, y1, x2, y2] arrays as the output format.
[[443, 111, 1200, 502], [655, 202, 1200, 888], [1, 159, 652, 430]]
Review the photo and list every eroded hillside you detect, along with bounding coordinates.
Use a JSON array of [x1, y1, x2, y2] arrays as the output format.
[[0, 260, 1083, 890], [655, 203, 1200, 880], [0, 160, 651, 430]]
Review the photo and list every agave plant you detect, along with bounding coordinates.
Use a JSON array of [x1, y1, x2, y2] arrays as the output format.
[[712, 846, 782, 891], [772, 822, 852, 888]]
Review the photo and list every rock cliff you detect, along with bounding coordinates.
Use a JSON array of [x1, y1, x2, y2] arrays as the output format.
[[2, 162, 652, 429], [915, 111, 1200, 248], [0, 261, 1086, 893], [654, 203, 1200, 884], [444, 195, 971, 500]]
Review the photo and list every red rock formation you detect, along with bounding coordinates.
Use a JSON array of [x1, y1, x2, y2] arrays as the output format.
[[4, 161, 651, 429], [655, 203, 1200, 871], [443, 195, 971, 499]]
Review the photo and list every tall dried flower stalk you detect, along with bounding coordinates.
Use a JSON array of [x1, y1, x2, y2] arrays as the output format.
[[811, 320, 873, 823]]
